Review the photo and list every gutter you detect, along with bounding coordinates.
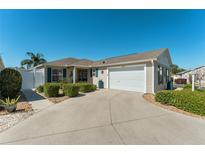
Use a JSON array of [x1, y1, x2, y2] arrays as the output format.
[[91, 58, 157, 68]]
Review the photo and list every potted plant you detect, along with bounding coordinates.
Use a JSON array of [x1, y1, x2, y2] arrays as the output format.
[[0, 96, 20, 112]]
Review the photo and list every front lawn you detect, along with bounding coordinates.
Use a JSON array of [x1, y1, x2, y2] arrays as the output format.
[[155, 88, 205, 116]]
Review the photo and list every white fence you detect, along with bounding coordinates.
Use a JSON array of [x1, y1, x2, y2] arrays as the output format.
[[18, 68, 45, 89]]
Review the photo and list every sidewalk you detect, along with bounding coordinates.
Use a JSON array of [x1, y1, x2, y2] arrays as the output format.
[[22, 89, 53, 112]]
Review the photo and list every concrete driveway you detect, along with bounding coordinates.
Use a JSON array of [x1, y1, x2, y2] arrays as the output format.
[[1, 89, 205, 144]]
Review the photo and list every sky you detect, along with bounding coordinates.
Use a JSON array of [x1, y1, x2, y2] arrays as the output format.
[[0, 9, 205, 69]]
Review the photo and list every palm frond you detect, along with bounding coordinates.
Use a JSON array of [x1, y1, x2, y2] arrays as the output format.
[[39, 58, 47, 64], [26, 52, 35, 59], [21, 59, 33, 66], [36, 53, 44, 59]]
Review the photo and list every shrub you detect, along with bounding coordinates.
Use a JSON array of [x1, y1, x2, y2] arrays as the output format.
[[183, 84, 192, 89], [91, 85, 97, 91], [36, 85, 44, 93], [63, 84, 79, 97], [57, 81, 68, 90], [44, 83, 60, 97], [155, 90, 205, 116], [0, 68, 22, 99], [76, 82, 96, 93], [175, 78, 187, 84]]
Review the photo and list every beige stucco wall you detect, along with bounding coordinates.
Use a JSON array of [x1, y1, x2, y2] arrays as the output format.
[[92, 67, 108, 88], [146, 62, 153, 93]]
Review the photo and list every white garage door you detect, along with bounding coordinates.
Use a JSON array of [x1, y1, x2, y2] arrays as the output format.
[[109, 66, 145, 92]]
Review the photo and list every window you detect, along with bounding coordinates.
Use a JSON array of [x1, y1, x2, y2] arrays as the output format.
[[52, 69, 63, 82], [158, 65, 163, 84]]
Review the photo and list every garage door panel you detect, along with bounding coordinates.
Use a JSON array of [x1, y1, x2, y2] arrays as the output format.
[[109, 66, 145, 92]]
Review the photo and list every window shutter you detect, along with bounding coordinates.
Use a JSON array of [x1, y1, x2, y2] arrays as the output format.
[[96, 68, 98, 77], [90, 69, 92, 77], [63, 69, 67, 78], [47, 67, 51, 82]]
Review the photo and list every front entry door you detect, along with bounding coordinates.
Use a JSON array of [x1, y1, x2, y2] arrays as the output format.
[[78, 69, 88, 82]]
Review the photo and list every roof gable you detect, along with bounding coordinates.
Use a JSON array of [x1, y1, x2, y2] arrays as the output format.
[[44, 58, 80, 67], [92, 48, 169, 66]]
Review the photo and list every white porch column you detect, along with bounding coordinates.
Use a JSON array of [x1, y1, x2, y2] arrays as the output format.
[[73, 67, 76, 83]]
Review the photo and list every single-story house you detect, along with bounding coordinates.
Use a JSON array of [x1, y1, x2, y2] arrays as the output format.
[[22, 48, 172, 93], [0, 56, 5, 71], [175, 66, 205, 84]]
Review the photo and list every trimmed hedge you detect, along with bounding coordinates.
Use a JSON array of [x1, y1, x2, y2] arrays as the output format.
[[36, 85, 44, 93], [44, 83, 60, 97], [0, 68, 22, 99], [76, 82, 97, 93], [63, 84, 79, 97], [155, 90, 205, 116]]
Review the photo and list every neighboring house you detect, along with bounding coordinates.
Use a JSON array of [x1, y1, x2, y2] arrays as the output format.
[[173, 69, 192, 81], [175, 66, 205, 84], [21, 48, 172, 93], [0, 56, 5, 71]]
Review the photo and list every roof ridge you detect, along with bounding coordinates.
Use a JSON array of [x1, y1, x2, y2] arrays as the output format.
[[95, 48, 167, 62]]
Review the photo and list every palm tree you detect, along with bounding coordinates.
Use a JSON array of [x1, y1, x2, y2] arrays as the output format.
[[21, 52, 47, 69]]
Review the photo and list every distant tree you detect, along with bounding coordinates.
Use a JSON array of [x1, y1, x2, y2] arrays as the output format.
[[21, 52, 47, 69], [170, 64, 185, 75]]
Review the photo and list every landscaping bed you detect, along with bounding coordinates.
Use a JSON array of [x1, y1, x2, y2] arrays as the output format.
[[36, 82, 97, 103], [155, 89, 205, 116], [144, 85, 205, 118], [0, 92, 34, 132], [143, 93, 205, 119], [36, 92, 69, 104]]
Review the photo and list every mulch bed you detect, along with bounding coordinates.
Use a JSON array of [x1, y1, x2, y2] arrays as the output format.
[[36, 91, 70, 104], [143, 93, 205, 120]]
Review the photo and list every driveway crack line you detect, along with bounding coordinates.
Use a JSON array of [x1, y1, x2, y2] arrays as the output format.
[[107, 91, 126, 145]]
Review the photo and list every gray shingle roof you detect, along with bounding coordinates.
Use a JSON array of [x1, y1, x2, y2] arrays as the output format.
[[92, 48, 168, 66], [44, 58, 80, 67], [42, 48, 169, 68]]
